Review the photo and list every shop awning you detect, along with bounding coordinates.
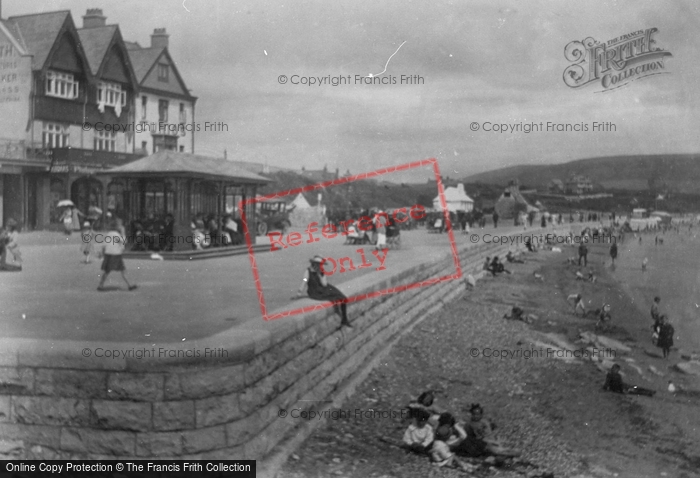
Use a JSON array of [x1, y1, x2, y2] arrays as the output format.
[[102, 150, 271, 184]]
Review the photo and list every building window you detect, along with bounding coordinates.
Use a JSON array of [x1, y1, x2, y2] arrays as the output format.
[[97, 82, 127, 108], [153, 135, 177, 153], [141, 141, 148, 151], [158, 64, 169, 82], [179, 103, 186, 123], [45, 71, 79, 99], [94, 129, 117, 151], [179, 145, 184, 152], [158, 99, 169, 122], [42, 123, 69, 148], [141, 96, 148, 120]]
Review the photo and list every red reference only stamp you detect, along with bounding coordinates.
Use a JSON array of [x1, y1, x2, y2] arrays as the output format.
[[240, 158, 462, 321]]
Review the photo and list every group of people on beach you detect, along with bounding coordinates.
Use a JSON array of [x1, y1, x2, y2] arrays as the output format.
[[401, 391, 520, 472]]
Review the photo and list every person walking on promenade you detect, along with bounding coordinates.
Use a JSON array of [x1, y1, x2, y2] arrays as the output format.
[[492, 211, 499, 228], [609, 242, 618, 266], [578, 242, 588, 267], [293, 255, 352, 328], [374, 211, 387, 251], [656, 315, 674, 359], [59, 207, 75, 235], [2, 219, 22, 270], [97, 220, 137, 292], [80, 221, 94, 264]]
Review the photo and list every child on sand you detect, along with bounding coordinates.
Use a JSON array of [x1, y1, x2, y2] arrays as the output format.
[[567, 293, 586, 316], [656, 315, 674, 359], [642, 257, 648, 272], [407, 391, 442, 429], [402, 408, 434, 454], [463, 403, 520, 458], [431, 425, 473, 471]]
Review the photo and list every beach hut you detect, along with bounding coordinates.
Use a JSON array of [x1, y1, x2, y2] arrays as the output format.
[[495, 180, 532, 224], [433, 183, 474, 212]]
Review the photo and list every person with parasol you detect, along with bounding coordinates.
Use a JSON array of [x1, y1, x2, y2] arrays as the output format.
[[57, 200, 85, 235]]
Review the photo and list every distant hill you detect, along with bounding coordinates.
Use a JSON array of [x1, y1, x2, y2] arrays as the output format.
[[463, 154, 700, 194], [259, 171, 439, 212]]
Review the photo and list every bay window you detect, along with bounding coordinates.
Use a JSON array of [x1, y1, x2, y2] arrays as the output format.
[[45, 71, 79, 99]]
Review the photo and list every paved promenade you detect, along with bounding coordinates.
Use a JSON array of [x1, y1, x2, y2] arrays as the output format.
[[0, 223, 576, 344]]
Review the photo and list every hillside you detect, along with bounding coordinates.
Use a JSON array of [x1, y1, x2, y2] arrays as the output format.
[[463, 154, 700, 193], [258, 171, 439, 212]]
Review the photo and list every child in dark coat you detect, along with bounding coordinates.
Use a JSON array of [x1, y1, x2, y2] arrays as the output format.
[[656, 315, 674, 359]]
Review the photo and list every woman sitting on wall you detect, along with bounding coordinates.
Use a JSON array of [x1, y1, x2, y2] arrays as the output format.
[[292, 255, 352, 328]]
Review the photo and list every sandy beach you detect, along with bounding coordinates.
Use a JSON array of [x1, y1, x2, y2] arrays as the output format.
[[611, 226, 700, 353]]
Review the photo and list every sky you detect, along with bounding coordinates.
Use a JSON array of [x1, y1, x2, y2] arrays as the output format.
[[5, 0, 700, 182]]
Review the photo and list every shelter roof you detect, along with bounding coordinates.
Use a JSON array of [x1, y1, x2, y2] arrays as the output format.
[[103, 151, 271, 184]]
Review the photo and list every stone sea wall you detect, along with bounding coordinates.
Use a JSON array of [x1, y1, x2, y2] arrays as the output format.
[[0, 228, 571, 462]]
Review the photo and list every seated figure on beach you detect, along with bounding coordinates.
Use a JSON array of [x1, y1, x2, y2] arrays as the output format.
[[437, 412, 467, 449], [407, 391, 442, 430], [504, 306, 536, 324], [506, 250, 524, 263], [431, 424, 473, 472], [402, 408, 434, 454], [603, 364, 656, 396], [463, 404, 520, 458], [524, 237, 536, 252], [489, 256, 511, 276], [603, 364, 625, 393]]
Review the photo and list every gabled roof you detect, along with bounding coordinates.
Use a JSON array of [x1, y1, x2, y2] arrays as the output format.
[[77, 24, 137, 87], [126, 45, 195, 100], [103, 151, 271, 184], [433, 185, 473, 204], [126, 46, 163, 83], [5, 10, 75, 70], [441, 186, 473, 203], [0, 20, 28, 52], [77, 25, 117, 75]]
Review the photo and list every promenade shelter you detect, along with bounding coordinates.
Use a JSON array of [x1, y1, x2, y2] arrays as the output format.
[[100, 151, 270, 249]]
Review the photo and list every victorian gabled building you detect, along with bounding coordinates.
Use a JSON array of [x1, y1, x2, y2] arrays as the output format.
[[0, 8, 195, 229], [126, 28, 197, 156]]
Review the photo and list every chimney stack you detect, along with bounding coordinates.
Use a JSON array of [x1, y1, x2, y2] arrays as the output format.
[[82, 8, 106, 28], [151, 28, 169, 49]]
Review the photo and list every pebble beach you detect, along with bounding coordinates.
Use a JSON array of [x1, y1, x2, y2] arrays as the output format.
[[278, 227, 700, 478]]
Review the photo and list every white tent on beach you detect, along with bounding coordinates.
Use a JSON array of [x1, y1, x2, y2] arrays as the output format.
[[433, 183, 474, 212]]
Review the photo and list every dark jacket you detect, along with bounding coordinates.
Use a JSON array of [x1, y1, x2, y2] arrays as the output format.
[[603, 370, 625, 393]]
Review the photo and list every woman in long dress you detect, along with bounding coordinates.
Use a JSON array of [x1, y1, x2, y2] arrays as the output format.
[[294, 255, 352, 328]]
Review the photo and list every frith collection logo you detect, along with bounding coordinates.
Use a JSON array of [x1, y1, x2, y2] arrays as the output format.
[[563, 28, 672, 91]]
